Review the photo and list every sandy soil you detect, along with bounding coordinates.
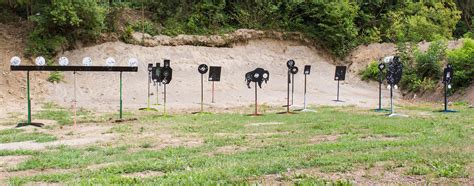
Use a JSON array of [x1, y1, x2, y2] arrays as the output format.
[[35, 39, 396, 117]]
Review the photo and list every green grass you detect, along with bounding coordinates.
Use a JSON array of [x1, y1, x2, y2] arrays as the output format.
[[34, 102, 100, 125], [0, 129, 56, 143], [5, 105, 473, 185]]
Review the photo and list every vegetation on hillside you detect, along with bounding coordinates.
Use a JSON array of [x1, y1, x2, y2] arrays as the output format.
[[1, 0, 472, 93], [1, 0, 471, 58]]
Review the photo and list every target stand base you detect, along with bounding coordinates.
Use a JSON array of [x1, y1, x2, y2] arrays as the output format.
[[373, 108, 390, 112], [16, 122, 44, 128], [192, 111, 212, 115], [437, 109, 458, 113], [246, 113, 263, 117], [114, 118, 138, 123], [295, 109, 316, 112], [386, 113, 408, 117], [139, 108, 158, 112], [332, 100, 345, 103], [276, 111, 298, 115]]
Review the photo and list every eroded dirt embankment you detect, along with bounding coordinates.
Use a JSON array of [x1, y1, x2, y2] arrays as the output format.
[[1, 26, 471, 118]]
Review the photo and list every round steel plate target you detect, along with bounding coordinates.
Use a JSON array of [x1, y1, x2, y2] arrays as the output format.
[[35, 56, 46, 66], [128, 58, 138, 67], [82, 57, 92, 66], [10, 56, 21, 66], [198, 64, 208, 74], [59, 57, 69, 66], [106, 57, 116, 66]]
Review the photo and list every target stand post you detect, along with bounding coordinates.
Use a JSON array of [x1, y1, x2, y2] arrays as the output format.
[[139, 70, 157, 111], [374, 70, 388, 112], [278, 71, 297, 115], [296, 73, 315, 112], [153, 82, 161, 106], [16, 71, 44, 128], [192, 73, 211, 115], [289, 73, 296, 108], [332, 80, 344, 102], [386, 85, 407, 117], [247, 82, 263, 116], [438, 82, 457, 113]]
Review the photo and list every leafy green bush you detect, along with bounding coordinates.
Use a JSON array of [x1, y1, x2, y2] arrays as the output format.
[[26, 0, 105, 58], [414, 39, 447, 80], [47, 72, 63, 83], [130, 20, 158, 36], [385, 1, 461, 42], [447, 38, 474, 89], [359, 60, 385, 82], [398, 40, 447, 92]]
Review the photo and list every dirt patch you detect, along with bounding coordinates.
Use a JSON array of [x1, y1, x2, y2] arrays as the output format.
[[128, 133, 203, 152], [215, 132, 291, 138], [247, 122, 284, 126], [208, 145, 248, 156], [122, 171, 164, 179], [360, 135, 400, 141], [309, 134, 340, 144], [0, 123, 116, 150], [0, 155, 30, 172], [0, 135, 116, 151], [0, 168, 74, 183], [250, 162, 471, 185]]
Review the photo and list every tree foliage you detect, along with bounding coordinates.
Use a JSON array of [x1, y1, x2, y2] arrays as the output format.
[[0, 0, 469, 59]]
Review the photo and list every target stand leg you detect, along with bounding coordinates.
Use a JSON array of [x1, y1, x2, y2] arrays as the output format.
[[437, 83, 457, 113], [139, 72, 158, 111], [332, 80, 344, 102], [17, 71, 44, 128], [279, 72, 297, 114], [247, 82, 263, 116], [386, 86, 407, 117], [295, 75, 314, 112], [192, 74, 211, 115]]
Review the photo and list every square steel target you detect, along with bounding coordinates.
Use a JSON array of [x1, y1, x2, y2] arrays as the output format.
[[208, 66, 221, 81], [334, 66, 347, 81]]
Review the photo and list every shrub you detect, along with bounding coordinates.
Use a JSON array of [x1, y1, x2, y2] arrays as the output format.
[[26, 0, 105, 58], [447, 38, 474, 90], [414, 39, 447, 80], [47, 72, 63, 83], [398, 40, 447, 93], [130, 20, 158, 36], [359, 60, 385, 82]]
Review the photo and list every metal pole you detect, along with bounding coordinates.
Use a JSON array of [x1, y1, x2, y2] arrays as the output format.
[[287, 71, 290, 113], [390, 85, 394, 115], [156, 82, 160, 105], [164, 84, 167, 116], [27, 71, 31, 124], [337, 80, 340, 101], [303, 74, 307, 110], [212, 81, 215, 103], [291, 74, 295, 105], [255, 82, 258, 115], [444, 82, 448, 112], [378, 71, 382, 110], [147, 72, 150, 109], [120, 71, 123, 120], [73, 71, 77, 127], [201, 74, 204, 112]]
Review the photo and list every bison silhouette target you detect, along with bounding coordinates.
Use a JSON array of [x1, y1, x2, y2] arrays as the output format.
[[245, 68, 269, 88]]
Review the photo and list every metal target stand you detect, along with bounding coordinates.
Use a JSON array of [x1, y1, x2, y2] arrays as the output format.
[[374, 63, 389, 112], [139, 65, 158, 111], [248, 82, 263, 116], [296, 65, 315, 112], [12, 65, 138, 127]]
